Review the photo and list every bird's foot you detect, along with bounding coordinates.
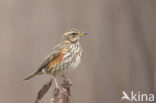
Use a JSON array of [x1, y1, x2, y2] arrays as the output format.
[[54, 78, 60, 89]]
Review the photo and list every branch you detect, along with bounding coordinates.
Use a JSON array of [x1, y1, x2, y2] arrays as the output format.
[[50, 76, 72, 103], [35, 76, 72, 103]]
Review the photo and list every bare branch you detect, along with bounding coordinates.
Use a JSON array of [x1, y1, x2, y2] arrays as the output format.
[[34, 76, 72, 103], [50, 76, 72, 103]]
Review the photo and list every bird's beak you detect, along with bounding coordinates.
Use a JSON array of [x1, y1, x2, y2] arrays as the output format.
[[79, 32, 87, 37]]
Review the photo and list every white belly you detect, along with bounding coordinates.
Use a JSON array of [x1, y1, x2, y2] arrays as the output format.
[[71, 56, 81, 69], [63, 42, 82, 71]]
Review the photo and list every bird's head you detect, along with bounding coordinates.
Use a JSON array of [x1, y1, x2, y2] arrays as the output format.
[[63, 30, 87, 43]]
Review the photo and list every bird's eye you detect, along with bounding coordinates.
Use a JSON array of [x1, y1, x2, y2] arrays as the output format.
[[72, 33, 77, 35]]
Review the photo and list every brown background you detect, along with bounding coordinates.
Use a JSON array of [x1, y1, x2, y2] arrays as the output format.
[[0, 0, 155, 103]]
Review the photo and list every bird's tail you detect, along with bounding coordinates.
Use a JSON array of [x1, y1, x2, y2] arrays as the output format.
[[23, 72, 38, 81]]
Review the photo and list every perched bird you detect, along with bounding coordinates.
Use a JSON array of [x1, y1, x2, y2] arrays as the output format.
[[24, 30, 87, 86]]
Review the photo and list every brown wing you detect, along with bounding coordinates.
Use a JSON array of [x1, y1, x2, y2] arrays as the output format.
[[23, 43, 65, 81], [36, 43, 65, 73]]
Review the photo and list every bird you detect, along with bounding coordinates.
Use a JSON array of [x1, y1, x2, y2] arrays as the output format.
[[24, 29, 87, 87]]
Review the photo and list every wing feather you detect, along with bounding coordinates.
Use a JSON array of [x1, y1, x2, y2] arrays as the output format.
[[36, 43, 65, 73]]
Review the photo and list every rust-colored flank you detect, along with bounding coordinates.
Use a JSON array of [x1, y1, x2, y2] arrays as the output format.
[[47, 50, 64, 71]]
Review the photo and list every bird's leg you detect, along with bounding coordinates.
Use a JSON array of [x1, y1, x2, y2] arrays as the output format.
[[54, 78, 59, 88]]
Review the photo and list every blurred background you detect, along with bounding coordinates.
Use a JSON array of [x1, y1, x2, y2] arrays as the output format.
[[0, 0, 155, 103]]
